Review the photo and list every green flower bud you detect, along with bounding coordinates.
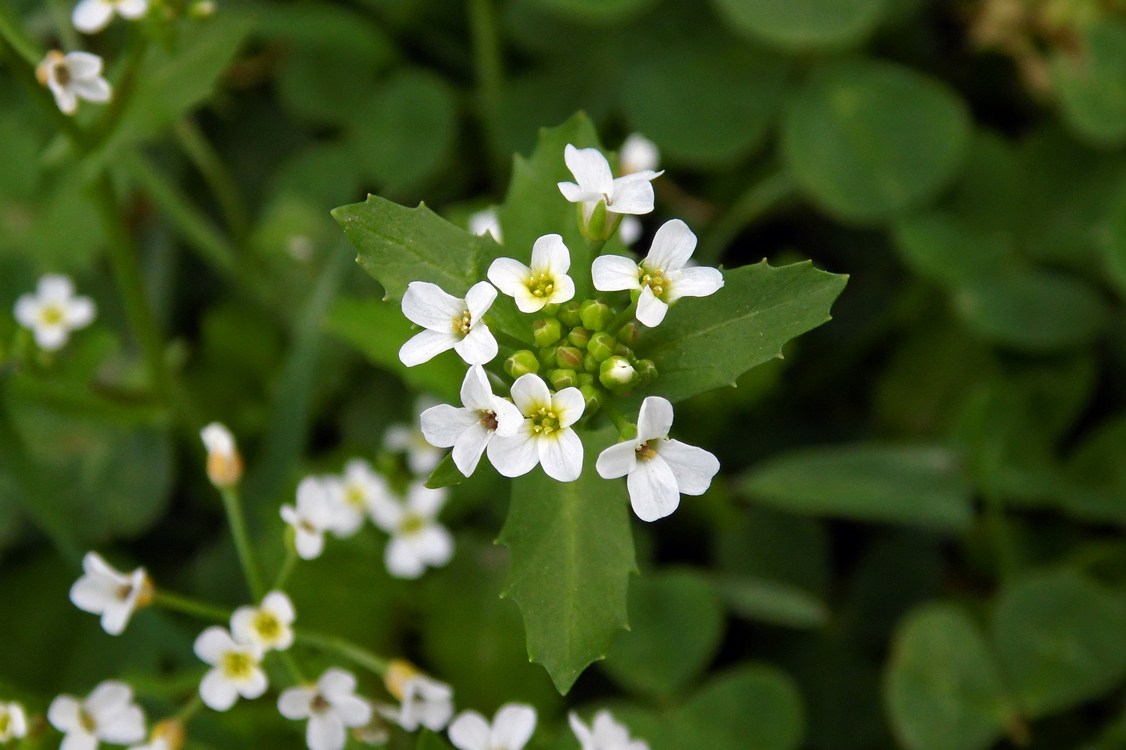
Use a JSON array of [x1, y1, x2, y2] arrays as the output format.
[[583, 352, 600, 374], [618, 422, 638, 441], [505, 350, 540, 378], [549, 368, 578, 390], [588, 331, 617, 362], [533, 318, 563, 348], [555, 346, 584, 370], [636, 359, 658, 384], [615, 342, 633, 358], [567, 326, 592, 349], [580, 299, 615, 332], [577, 201, 623, 243], [577, 373, 596, 388], [579, 384, 603, 414], [558, 300, 582, 328], [538, 346, 558, 367], [600, 355, 637, 389], [618, 320, 641, 347]]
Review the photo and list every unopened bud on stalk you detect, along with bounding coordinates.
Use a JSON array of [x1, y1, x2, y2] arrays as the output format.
[[567, 326, 592, 349], [555, 346, 584, 370], [583, 352, 600, 374], [618, 320, 641, 347], [558, 300, 582, 328], [580, 300, 614, 332], [599, 356, 636, 389], [201, 422, 242, 489], [533, 318, 563, 348], [549, 368, 578, 390], [505, 350, 540, 378], [579, 384, 603, 414], [588, 331, 617, 362]]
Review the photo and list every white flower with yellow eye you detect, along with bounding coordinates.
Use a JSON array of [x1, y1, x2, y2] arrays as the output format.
[[69, 551, 152, 636], [231, 591, 295, 652], [326, 459, 390, 537], [48, 681, 146, 749], [281, 477, 336, 560], [278, 668, 373, 750], [487, 374, 585, 482], [0, 702, 28, 742], [558, 144, 661, 224], [487, 234, 576, 313], [14, 274, 95, 350], [419, 366, 523, 477], [398, 281, 498, 367], [370, 483, 453, 579], [35, 51, 112, 115], [72, 0, 149, 33], [569, 710, 650, 750], [379, 660, 454, 732], [193, 626, 267, 711]]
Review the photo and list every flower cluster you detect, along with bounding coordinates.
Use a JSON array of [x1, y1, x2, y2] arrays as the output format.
[[399, 140, 721, 521]]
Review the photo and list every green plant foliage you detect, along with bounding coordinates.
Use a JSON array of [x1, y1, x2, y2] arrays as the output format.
[[525, 0, 658, 25], [1052, 19, 1126, 147], [711, 0, 889, 49]]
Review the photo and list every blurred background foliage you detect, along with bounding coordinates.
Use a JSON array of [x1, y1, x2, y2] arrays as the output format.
[[3, 0, 1126, 748]]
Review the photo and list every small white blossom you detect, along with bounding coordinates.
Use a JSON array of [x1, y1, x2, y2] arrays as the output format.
[[200, 422, 242, 488], [558, 144, 661, 223], [569, 710, 649, 750], [193, 626, 267, 711], [420, 366, 523, 477], [619, 133, 660, 176], [449, 704, 536, 750], [370, 483, 453, 579], [384, 396, 444, 476], [468, 208, 502, 243], [326, 459, 390, 537], [231, 591, 295, 652], [398, 281, 498, 367], [380, 661, 453, 732], [596, 397, 720, 522], [0, 702, 28, 742], [281, 477, 336, 560], [278, 668, 373, 750], [13, 274, 95, 351], [487, 234, 576, 313], [72, 0, 149, 33], [69, 551, 152, 636], [48, 681, 146, 750], [35, 51, 112, 115], [591, 219, 723, 327], [488, 374, 585, 482]]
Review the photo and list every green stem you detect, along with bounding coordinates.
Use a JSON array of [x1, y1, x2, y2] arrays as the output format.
[[220, 486, 265, 600], [467, 0, 504, 179], [604, 403, 631, 434], [174, 118, 251, 241], [153, 589, 231, 621], [46, 0, 80, 50], [272, 545, 298, 591], [173, 694, 204, 723], [608, 300, 638, 335], [0, 1, 40, 67], [294, 630, 389, 677], [277, 650, 307, 684], [88, 32, 149, 150], [698, 169, 796, 265]]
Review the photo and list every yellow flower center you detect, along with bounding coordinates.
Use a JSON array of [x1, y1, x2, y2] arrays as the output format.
[[640, 267, 668, 298], [399, 513, 425, 535], [530, 406, 561, 436], [253, 611, 282, 642], [0, 712, 10, 736], [79, 709, 97, 733], [39, 304, 64, 326], [451, 310, 472, 336], [636, 441, 658, 462], [345, 485, 366, 508], [221, 650, 256, 680], [527, 272, 556, 298]]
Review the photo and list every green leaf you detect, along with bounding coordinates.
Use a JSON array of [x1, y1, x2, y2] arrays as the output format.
[[781, 59, 971, 223], [525, 0, 658, 25], [739, 444, 973, 532], [642, 260, 847, 404], [1061, 414, 1126, 524], [425, 452, 467, 489], [499, 427, 637, 693], [885, 604, 1015, 750], [602, 569, 726, 698], [992, 570, 1126, 717], [891, 211, 1013, 288], [1052, 19, 1126, 148], [678, 666, 805, 750], [714, 575, 828, 629], [712, 0, 889, 49]]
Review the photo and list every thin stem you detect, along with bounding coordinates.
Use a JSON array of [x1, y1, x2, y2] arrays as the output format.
[[46, 0, 80, 50], [0, 1, 40, 67], [220, 486, 266, 600], [272, 545, 298, 592], [467, 0, 504, 180], [608, 300, 637, 335], [698, 169, 796, 265], [294, 630, 389, 677], [174, 118, 251, 241], [277, 650, 307, 684], [173, 695, 204, 723], [153, 589, 231, 621]]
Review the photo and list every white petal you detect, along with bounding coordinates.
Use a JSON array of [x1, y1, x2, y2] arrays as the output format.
[[487, 258, 532, 299], [452, 422, 491, 476], [318, 668, 356, 699], [460, 365, 495, 411], [117, 0, 148, 17], [72, 0, 112, 32], [449, 711, 491, 750], [551, 387, 586, 428], [420, 404, 477, 448], [596, 440, 638, 479], [487, 428, 539, 478], [608, 174, 657, 215], [635, 286, 668, 327], [98, 705, 145, 744], [568, 712, 593, 747], [620, 134, 660, 174], [644, 219, 695, 272], [512, 287, 548, 314], [491, 704, 537, 750], [230, 606, 257, 644], [85, 681, 131, 720], [239, 668, 268, 699], [453, 326, 498, 365], [193, 626, 235, 664], [557, 181, 603, 205], [200, 669, 239, 711], [262, 591, 296, 624], [401, 282, 463, 330], [332, 694, 373, 727], [13, 295, 39, 327], [619, 216, 643, 246], [308, 712, 346, 750], [201, 423, 235, 457], [412, 525, 454, 566], [492, 398, 525, 437], [70, 574, 115, 615], [668, 266, 724, 303], [400, 329, 457, 367], [100, 600, 134, 635], [592, 255, 641, 292], [72, 77, 112, 103], [657, 439, 720, 496], [61, 732, 98, 750], [509, 374, 550, 415], [295, 528, 325, 560], [277, 687, 314, 719], [35, 323, 70, 350], [547, 273, 575, 306], [564, 144, 613, 194], [636, 397, 673, 442], [465, 280, 498, 321], [385, 538, 425, 579], [627, 456, 681, 522], [406, 482, 447, 517], [48, 696, 81, 731], [530, 234, 570, 275], [60, 295, 94, 329], [63, 52, 104, 78], [538, 429, 583, 482], [368, 496, 403, 532]]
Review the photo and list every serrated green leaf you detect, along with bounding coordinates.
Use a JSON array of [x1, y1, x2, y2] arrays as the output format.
[[885, 604, 1015, 750], [1052, 19, 1126, 148], [425, 452, 467, 489], [712, 0, 888, 50], [641, 261, 846, 404], [499, 427, 636, 693], [739, 444, 973, 531]]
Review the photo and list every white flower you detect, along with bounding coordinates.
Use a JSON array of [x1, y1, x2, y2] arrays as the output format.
[[569, 710, 649, 750], [13, 274, 96, 351], [193, 626, 267, 711], [595, 396, 720, 522], [231, 591, 295, 652], [487, 234, 576, 313], [200, 422, 242, 488], [468, 208, 502, 243], [619, 133, 660, 175], [398, 281, 498, 367], [72, 0, 149, 33], [370, 482, 453, 579], [449, 704, 536, 750], [127, 720, 183, 750], [325, 459, 390, 537], [0, 702, 28, 742], [591, 219, 723, 327], [384, 396, 444, 476], [35, 51, 112, 115], [419, 366, 523, 477], [281, 477, 336, 560], [379, 667, 453, 732], [488, 374, 585, 482], [558, 144, 661, 223], [69, 551, 152, 636], [278, 668, 373, 750], [48, 681, 146, 750]]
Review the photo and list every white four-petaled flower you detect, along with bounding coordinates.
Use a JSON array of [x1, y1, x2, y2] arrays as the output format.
[[193, 626, 267, 711], [278, 668, 373, 750], [0, 702, 28, 742], [72, 0, 149, 33], [596, 396, 720, 522], [468, 208, 502, 243], [231, 590, 295, 652], [619, 133, 660, 176], [370, 483, 454, 579], [69, 551, 151, 636], [487, 234, 576, 313], [569, 710, 650, 750], [557, 144, 661, 223], [48, 681, 146, 750], [380, 660, 454, 732], [398, 281, 498, 367], [281, 477, 336, 560], [488, 374, 585, 482], [325, 459, 390, 537], [591, 219, 723, 327], [420, 366, 523, 477], [14, 274, 96, 351], [36, 51, 112, 115], [449, 704, 537, 750], [384, 396, 444, 476]]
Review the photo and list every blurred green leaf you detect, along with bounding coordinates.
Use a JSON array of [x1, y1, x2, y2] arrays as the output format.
[[499, 427, 636, 693], [677, 666, 805, 750], [417, 730, 455, 750], [782, 59, 970, 223], [713, 575, 828, 628], [740, 444, 973, 531], [1062, 414, 1126, 525], [525, 0, 657, 25], [712, 0, 888, 49], [425, 452, 468, 489], [642, 261, 847, 404], [1052, 19, 1126, 148], [891, 211, 1012, 288]]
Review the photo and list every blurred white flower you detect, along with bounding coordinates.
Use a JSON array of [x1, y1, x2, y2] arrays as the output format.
[[0, 701, 28, 742], [370, 482, 453, 579], [281, 477, 336, 560], [380, 660, 454, 732], [69, 551, 152, 636], [13, 274, 95, 350], [326, 459, 390, 537], [569, 710, 650, 750], [127, 719, 184, 750], [200, 422, 242, 488], [487, 234, 576, 314], [619, 133, 660, 175], [398, 281, 498, 367], [231, 591, 295, 652], [468, 208, 502, 243], [488, 374, 585, 482], [193, 626, 267, 711], [384, 397, 444, 476], [419, 366, 523, 477], [35, 51, 111, 115], [558, 144, 661, 224], [48, 681, 146, 750], [618, 216, 642, 246], [72, 0, 148, 33], [449, 704, 536, 750], [278, 668, 372, 750]]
